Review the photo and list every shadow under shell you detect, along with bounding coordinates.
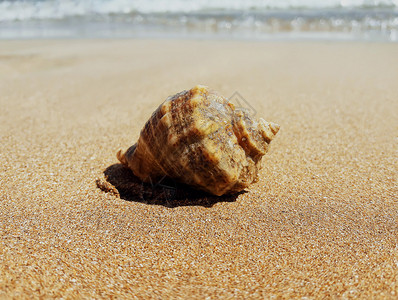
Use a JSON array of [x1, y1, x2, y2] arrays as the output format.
[[96, 164, 242, 208]]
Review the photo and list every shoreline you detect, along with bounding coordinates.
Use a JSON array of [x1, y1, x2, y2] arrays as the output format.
[[1, 3, 397, 42], [0, 30, 396, 42]]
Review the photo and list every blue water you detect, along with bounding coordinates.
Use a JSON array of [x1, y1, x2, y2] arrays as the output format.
[[1, 0, 397, 41]]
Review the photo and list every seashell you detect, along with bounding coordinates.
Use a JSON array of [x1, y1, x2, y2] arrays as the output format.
[[117, 85, 279, 196]]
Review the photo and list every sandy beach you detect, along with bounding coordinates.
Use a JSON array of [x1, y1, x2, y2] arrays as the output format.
[[0, 40, 397, 298]]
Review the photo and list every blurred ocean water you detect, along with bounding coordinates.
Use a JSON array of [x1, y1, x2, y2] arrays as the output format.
[[0, 0, 397, 41]]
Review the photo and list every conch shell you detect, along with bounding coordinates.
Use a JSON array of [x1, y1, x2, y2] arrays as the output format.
[[117, 85, 279, 196]]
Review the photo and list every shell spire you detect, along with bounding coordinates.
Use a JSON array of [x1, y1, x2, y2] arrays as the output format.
[[117, 85, 279, 196]]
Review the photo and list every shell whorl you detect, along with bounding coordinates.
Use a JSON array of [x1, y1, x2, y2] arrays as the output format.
[[117, 85, 279, 196]]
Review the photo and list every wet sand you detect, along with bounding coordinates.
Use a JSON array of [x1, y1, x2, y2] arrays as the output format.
[[0, 40, 397, 298]]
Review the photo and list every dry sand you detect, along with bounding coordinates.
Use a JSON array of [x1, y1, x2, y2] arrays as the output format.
[[0, 40, 397, 298]]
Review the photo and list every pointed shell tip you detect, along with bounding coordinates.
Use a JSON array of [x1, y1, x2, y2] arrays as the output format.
[[270, 122, 280, 135]]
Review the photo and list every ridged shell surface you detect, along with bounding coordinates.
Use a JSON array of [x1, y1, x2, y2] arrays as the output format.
[[117, 85, 279, 196]]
